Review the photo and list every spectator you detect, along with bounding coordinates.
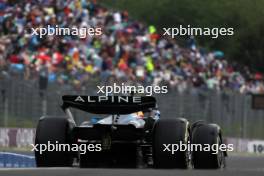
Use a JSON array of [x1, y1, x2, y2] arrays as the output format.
[[0, 0, 263, 94]]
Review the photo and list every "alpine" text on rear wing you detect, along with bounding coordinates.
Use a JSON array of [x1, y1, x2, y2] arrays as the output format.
[[61, 96, 156, 114]]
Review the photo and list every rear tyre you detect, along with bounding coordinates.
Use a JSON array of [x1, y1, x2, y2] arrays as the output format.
[[191, 124, 225, 169], [35, 116, 75, 167], [152, 118, 190, 168]]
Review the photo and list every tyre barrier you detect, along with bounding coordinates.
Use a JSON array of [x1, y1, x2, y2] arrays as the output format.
[[0, 152, 36, 168]]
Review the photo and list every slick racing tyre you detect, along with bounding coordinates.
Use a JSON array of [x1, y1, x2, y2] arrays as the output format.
[[191, 123, 225, 169], [153, 118, 190, 168], [35, 116, 75, 167]]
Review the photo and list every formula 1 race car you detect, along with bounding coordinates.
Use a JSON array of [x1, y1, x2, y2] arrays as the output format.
[[34, 95, 227, 169]]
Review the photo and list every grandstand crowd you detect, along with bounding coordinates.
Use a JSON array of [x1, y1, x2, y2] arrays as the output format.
[[0, 0, 264, 94]]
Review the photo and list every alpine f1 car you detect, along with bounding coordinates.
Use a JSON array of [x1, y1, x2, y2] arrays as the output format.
[[34, 95, 227, 169]]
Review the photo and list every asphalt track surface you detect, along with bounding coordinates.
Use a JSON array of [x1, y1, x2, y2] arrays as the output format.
[[0, 155, 263, 176]]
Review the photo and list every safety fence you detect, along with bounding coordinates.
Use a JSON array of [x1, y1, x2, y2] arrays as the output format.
[[0, 77, 264, 139]]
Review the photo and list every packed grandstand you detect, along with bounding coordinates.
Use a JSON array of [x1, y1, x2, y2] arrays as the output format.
[[0, 0, 264, 94]]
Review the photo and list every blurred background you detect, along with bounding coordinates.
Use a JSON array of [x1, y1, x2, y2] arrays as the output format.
[[0, 0, 264, 167]]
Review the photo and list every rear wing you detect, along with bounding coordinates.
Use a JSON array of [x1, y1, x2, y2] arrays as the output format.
[[62, 95, 156, 114]]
